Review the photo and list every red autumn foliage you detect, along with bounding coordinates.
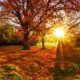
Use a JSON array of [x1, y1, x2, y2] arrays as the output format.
[[0, 0, 80, 49]]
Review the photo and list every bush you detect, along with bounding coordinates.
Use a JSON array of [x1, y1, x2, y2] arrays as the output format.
[[0, 36, 8, 46], [8, 40, 19, 45], [8, 40, 23, 45], [0, 40, 7, 45]]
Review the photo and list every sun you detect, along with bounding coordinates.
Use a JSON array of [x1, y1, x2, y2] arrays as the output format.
[[54, 28, 65, 38]]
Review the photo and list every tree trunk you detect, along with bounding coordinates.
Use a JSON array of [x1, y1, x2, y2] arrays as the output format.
[[41, 35, 45, 49], [23, 33, 30, 50]]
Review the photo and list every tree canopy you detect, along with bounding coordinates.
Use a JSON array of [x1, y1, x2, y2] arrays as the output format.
[[0, 0, 80, 49]]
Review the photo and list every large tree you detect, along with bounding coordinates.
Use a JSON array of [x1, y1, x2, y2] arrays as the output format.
[[0, 0, 79, 49]]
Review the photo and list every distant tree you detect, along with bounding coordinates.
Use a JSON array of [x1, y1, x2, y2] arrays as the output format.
[[36, 21, 52, 49], [0, 25, 13, 45], [37, 24, 46, 49]]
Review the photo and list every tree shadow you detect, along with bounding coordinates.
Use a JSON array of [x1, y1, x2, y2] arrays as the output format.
[[0, 48, 42, 69], [51, 40, 80, 80]]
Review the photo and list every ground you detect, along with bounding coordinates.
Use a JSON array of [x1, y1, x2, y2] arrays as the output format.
[[0, 44, 80, 80]]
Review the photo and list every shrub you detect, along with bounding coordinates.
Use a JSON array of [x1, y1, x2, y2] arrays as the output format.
[[8, 40, 19, 45]]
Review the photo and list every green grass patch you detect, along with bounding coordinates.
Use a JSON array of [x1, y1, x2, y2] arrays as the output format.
[[0, 64, 23, 80]]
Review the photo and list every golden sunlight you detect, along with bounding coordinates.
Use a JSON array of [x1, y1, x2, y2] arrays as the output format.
[[54, 28, 65, 38]]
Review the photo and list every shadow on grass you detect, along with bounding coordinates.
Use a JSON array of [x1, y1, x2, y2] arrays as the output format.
[[49, 40, 80, 80], [0, 48, 42, 69]]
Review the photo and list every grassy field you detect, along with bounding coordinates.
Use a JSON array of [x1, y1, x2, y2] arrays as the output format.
[[0, 45, 80, 80]]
